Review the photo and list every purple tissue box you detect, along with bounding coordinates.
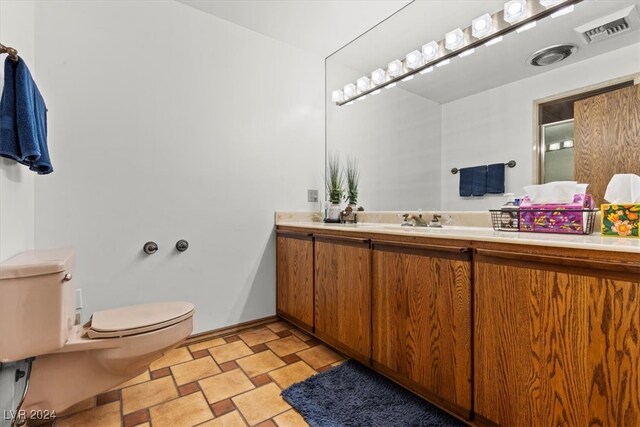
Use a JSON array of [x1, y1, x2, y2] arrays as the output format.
[[518, 194, 595, 234]]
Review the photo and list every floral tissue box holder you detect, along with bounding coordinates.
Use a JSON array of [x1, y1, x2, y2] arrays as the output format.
[[519, 194, 595, 235], [601, 204, 640, 237]]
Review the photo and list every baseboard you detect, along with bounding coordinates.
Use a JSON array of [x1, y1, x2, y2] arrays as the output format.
[[181, 315, 279, 347]]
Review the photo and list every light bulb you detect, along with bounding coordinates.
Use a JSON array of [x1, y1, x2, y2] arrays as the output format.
[[422, 41, 439, 61], [548, 142, 561, 151], [435, 59, 450, 67], [357, 76, 370, 92], [472, 13, 493, 38], [371, 68, 386, 86], [343, 83, 356, 99], [504, 0, 527, 23], [386, 82, 397, 89], [401, 75, 414, 82], [387, 59, 403, 77], [331, 89, 344, 103], [445, 28, 464, 50], [405, 50, 423, 69], [563, 140, 573, 148], [419, 66, 434, 74]]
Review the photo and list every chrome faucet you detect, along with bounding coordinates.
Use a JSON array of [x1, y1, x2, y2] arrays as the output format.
[[402, 213, 428, 227]]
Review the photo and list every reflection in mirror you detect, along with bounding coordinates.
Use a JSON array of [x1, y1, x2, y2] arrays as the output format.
[[541, 120, 574, 183], [326, 0, 640, 211]]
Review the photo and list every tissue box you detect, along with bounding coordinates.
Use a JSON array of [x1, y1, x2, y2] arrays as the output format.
[[601, 204, 640, 237], [519, 194, 595, 234]]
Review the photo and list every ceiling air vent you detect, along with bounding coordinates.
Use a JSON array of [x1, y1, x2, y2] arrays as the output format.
[[575, 5, 639, 44]]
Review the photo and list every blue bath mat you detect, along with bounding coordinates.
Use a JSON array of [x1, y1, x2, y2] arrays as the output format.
[[281, 360, 466, 427]]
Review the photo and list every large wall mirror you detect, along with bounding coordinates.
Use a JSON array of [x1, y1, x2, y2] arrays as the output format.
[[326, 0, 640, 211]]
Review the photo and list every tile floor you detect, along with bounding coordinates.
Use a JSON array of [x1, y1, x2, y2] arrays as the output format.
[[44, 321, 345, 427]]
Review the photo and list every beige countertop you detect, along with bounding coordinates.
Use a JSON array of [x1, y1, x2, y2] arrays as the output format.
[[276, 221, 640, 254]]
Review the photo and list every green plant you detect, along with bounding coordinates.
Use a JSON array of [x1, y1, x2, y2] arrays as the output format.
[[325, 153, 344, 204], [345, 156, 359, 206]]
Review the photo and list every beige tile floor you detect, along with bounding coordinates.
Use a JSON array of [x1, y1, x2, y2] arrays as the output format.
[[42, 320, 345, 427]]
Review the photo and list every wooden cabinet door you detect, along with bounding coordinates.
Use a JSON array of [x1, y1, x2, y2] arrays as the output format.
[[314, 235, 371, 361], [276, 231, 314, 331], [372, 242, 472, 417], [474, 250, 640, 427], [575, 84, 640, 205]]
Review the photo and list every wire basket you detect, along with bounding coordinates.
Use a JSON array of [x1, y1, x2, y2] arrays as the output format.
[[490, 209, 598, 235]]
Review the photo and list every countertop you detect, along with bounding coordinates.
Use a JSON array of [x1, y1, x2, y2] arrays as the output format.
[[276, 221, 640, 254]]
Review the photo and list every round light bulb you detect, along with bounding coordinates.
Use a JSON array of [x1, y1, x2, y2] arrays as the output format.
[[508, 2, 522, 14], [424, 45, 434, 55], [446, 34, 457, 44], [390, 63, 398, 71], [408, 53, 417, 63], [474, 19, 487, 31]]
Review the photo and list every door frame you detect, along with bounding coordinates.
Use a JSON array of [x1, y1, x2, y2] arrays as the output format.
[[532, 73, 639, 184]]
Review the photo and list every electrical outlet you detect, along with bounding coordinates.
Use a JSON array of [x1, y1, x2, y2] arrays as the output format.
[[307, 189, 319, 203]]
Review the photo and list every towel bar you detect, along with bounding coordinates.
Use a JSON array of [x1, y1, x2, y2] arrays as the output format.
[[451, 160, 516, 175]]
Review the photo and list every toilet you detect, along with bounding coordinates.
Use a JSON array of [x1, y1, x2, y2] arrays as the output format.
[[0, 248, 194, 415]]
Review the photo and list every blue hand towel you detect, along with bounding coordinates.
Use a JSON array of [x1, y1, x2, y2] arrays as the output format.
[[487, 163, 505, 194], [0, 56, 52, 174], [471, 165, 488, 196], [459, 167, 473, 197]]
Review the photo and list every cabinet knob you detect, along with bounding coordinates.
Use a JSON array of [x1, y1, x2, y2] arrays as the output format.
[[176, 240, 189, 252]]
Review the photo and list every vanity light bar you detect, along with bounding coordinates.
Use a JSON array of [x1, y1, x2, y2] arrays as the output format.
[[333, 0, 582, 106]]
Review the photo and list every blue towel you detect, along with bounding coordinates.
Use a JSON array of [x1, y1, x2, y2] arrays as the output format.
[[459, 167, 473, 197], [0, 56, 52, 174], [487, 163, 505, 194], [471, 165, 487, 196]]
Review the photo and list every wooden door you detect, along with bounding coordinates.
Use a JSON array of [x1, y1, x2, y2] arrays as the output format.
[[575, 84, 640, 205], [276, 231, 314, 331], [314, 235, 371, 361], [474, 249, 640, 426], [372, 242, 472, 417]]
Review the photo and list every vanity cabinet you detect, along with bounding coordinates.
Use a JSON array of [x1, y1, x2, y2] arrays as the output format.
[[276, 231, 314, 331], [314, 235, 371, 361], [474, 248, 640, 427], [371, 241, 472, 417]]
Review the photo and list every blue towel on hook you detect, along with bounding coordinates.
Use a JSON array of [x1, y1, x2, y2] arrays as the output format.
[[0, 56, 52, 174], [487, 163, 505, 194], [471, 165, 487, 196]]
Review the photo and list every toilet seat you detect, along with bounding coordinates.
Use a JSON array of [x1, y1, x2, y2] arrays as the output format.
[[87, 302, 194, 339]]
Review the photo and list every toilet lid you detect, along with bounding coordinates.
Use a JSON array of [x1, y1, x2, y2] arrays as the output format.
[[88, 302, 194, 339]]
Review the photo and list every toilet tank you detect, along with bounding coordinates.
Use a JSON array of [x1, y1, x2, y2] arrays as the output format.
[[0, 249, 76, 362]]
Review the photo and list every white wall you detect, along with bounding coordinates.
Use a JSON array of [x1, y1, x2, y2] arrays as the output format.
[[0, 0, 36, 261], [33, 1, 324, 333], [441, 43, 640, 211]]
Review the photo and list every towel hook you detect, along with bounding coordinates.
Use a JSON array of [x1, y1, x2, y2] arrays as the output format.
[[0, 43, 19, 62]]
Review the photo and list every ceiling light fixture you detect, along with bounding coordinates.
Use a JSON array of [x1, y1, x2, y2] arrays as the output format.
[[472, 13, 494, 38], [405, 50, 424, 69], [371, 68, 386, 86], [445, 28, 465, 50], [332, 0, 583, 105], [357, 76, 370, 92], [504, 0, 527, 23]]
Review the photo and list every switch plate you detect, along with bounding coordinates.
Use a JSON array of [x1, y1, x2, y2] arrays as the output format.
[[76, 288, 83, 309], [307, 189, 319, 202]]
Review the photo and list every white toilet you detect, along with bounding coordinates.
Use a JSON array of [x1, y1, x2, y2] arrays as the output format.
[[0, 248, 194, 415]]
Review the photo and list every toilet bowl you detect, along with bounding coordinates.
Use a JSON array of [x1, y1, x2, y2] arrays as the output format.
[[0, 249, 194, 414]]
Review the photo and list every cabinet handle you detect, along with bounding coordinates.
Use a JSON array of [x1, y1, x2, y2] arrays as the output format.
[[314, 234, 370, 245], [276, 230, 313, 240], [371, 239, 469, 254]]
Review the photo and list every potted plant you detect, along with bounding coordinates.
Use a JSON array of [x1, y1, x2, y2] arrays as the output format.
[[325, 153, 344, 220], [345, 156, 359, 208]]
